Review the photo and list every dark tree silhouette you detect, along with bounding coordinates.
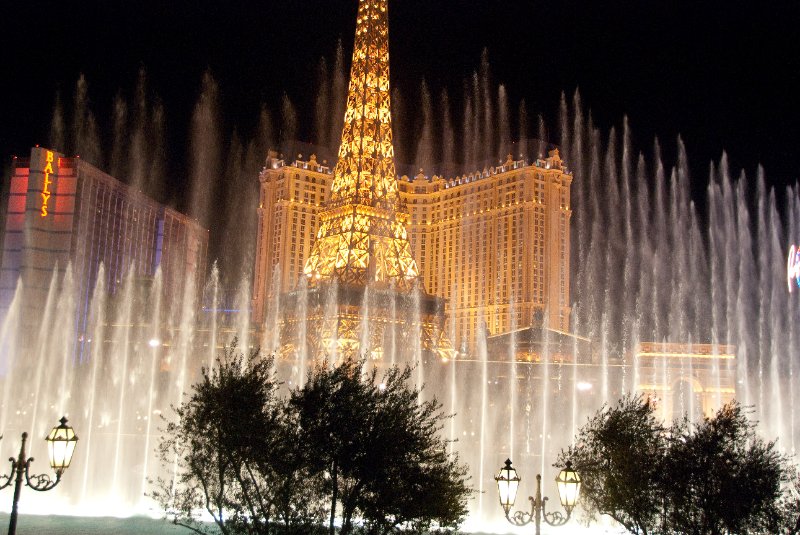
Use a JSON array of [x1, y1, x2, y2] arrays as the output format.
[[151, 341, 324, 535], [152, 345, 470, 535], [289, 359, 471, 535], [558, 395, 667, 535], [663, 402, 794, 535], [560, 396, 798, 535]]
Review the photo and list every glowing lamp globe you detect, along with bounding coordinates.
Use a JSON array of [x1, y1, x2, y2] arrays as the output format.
[[555, 461, 581, 511], [495, 458, 521, 514], [46, 416, 78, 473]]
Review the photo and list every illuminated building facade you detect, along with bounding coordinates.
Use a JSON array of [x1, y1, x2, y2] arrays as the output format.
[[0, 146, 208, 352], [254, 0, 451, 361], [635, 342, 737, 421], [252, 150, 572, 355], [251, 2, 571, 356], [252, 151, 333, 320], [399, 151, 571, 351]]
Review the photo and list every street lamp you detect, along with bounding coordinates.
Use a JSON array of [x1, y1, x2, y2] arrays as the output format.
[[495, 458, 581, 535], [0, 417, 78, 535]]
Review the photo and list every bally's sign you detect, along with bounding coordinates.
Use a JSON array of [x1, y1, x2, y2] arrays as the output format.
[[788, 245, 800, 292], [40, 149, 55, 217], [31, 147, 58, 218]]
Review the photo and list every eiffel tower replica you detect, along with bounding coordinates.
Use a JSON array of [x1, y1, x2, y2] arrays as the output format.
[[278, 0, 453, 363]]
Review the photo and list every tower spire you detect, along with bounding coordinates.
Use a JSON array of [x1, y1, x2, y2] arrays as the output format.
[[304, 0, 419, 287]]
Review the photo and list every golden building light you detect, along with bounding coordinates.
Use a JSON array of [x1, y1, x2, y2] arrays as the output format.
[[634, 342, 737, 421], [256, 0, 453, 363], [303, 0, 418, 289], [251, 0, 573, 358]]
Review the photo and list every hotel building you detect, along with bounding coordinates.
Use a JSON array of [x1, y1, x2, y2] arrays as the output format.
[[250, 0, 571, 357], [0, 146, 208, 353], [252, 148, 571, 354]]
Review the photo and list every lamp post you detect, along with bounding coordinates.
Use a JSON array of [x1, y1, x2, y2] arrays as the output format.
[[0, 417, 78, 535], [495, 458, 581, 535]]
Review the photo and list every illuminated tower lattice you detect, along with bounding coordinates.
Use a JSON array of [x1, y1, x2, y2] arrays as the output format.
[[303, 0, 418, 287], [275, 0, 452, 362]]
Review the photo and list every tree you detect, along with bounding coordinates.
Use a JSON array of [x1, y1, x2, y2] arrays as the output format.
[[152, 348, 470, 534], [354, 365, 471, 535], [151, 341, 325, 534], [561, 396, 798, 535], [557, 394, 667, 535], [663, 402, 794, 535], [289, 359, 471, 535], [787, 470, 800, 533]]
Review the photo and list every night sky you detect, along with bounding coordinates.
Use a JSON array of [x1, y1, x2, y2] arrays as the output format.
[[2, 0, 799, 202]]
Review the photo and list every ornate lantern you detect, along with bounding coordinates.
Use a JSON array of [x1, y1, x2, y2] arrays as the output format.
[[495, 458, 521, 514], [555, 461, 581, 512], [46, 417, 78, 474]]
